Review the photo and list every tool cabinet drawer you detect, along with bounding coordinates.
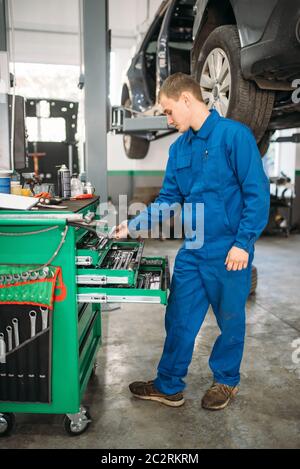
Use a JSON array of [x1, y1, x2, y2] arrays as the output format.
[[77, 256, 170, 305], [78, 303, 95, 345], [79, 309, 100, 372], [76, 239, 144, 286]]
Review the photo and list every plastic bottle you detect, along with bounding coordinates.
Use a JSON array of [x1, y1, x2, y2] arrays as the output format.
[[70, 174, 83, 197]]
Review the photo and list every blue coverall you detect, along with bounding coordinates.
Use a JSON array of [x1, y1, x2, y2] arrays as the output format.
[[128, 110, 270, 394]]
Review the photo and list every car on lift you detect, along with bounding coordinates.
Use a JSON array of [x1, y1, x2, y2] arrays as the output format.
[[121, 0, 300, 158]]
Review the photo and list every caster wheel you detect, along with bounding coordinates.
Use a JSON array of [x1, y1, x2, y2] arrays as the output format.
[[0, 413, 15, 437], [64, 406, 91, 436]]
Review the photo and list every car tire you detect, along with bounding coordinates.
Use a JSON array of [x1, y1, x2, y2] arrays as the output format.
[[195, 25, 275, 144], [249, 265, 258, 296], [122, 98, 150, 159], [258, 130, 274, 157]]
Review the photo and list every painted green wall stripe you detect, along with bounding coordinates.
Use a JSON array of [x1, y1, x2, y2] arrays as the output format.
[[107, 170, 165, 176], [108, 170, 300, 176]]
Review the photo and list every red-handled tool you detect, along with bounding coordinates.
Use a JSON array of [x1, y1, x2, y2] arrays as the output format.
[[70, 194, 94, 200]]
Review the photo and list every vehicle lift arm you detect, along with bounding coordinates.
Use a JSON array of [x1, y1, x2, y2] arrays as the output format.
[[111, 106, 176, 141]]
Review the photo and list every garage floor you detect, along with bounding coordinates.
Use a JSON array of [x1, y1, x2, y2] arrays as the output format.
[[2, 235, 300, 449]]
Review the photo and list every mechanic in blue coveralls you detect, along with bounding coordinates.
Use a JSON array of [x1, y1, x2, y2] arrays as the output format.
[[115, 73, 270, 411]]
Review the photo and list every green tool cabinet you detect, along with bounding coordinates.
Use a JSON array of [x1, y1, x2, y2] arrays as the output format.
[[0, 197, 170, 436]]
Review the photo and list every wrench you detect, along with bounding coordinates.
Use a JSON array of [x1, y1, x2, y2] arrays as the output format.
[[113, 252, 121, 269], [0, 333, 6, 363], [12, 318, 20, 347], [117, 252, 127, 270], [124, 251, 134, 270], [6, 325, 13, 351], [5, 274, 13, 284], [30, 271, 39, 280], [21, 271, 30, 281], [40, 307, 48, 330], [38, 270, 47, 279], [117, 252, 126, 270], [29, 310, 37, 337], [144, 273, 151, 289]]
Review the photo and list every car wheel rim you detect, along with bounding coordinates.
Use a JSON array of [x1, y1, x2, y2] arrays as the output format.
[[200, 48, 231, 116], [0, 416, 8, 434], [124, 134, 132, 152]]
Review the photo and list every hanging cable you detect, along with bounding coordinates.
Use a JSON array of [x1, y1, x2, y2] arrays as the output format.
[[0, 225, 69, 275], [78, 0, 84, 89], [0, 225, 60, 237]]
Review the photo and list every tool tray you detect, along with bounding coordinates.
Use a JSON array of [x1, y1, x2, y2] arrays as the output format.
[[77, 256, 170, 305], [76, 237, 145, 286]]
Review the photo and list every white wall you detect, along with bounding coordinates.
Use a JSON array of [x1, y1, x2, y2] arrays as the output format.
[[108, 132, 177, 171]]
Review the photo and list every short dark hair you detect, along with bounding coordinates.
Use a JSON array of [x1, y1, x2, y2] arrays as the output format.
[[159, 73, 203, 102]]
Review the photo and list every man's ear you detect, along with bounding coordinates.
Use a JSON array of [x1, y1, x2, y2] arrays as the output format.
[[181, 92, 191, 107]]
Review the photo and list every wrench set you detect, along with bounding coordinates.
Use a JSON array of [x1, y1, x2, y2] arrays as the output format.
[[0, 267, 51, 285], [77, 231, 109, 252], [100, 247, 137, 270], [0, 305, 51, 403], [137, 271, 162, 290]]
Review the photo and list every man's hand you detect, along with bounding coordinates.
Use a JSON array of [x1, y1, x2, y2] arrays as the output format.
[[225, 246, 249, 271], [114, 221, 129, 239]]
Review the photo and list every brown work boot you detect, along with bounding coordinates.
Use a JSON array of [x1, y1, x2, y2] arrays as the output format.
[[201, 382, 239, 410], [129, 380, 185, 407]]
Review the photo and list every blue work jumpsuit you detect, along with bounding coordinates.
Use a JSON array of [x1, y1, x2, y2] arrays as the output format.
[[128, 110, 270, 394]]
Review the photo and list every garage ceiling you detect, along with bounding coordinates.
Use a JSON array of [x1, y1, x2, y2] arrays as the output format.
[[8, 0, 162, 64]]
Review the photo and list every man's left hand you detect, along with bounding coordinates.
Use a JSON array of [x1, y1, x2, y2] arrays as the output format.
[[225, 246, 249, 271]]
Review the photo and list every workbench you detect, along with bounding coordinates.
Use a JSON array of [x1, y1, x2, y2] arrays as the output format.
[[0, 197, 169, 436]]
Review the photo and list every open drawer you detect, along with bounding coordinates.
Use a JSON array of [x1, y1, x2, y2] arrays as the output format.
[[77, 256, 170, 305], [76, 239, 144, 286]]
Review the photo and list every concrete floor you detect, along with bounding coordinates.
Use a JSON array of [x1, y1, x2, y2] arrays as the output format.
[[2, 235, 300, 449]]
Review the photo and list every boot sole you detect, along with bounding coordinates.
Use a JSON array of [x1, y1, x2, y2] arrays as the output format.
[[201, 388, 239, 411], [131, 393, 185, 407]]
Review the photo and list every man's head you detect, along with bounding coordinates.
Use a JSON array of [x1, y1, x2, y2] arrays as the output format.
[[159, 73, 208, 132]]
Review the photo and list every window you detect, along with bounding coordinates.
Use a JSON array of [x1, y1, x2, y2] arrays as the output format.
[[26, 117, 66, 142]]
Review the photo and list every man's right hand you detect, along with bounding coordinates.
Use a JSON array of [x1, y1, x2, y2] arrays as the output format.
[[114, 221, 129, 239]]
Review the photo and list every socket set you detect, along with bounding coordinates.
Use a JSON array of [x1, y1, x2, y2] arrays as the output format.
[[0, 304, 52, 403]]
